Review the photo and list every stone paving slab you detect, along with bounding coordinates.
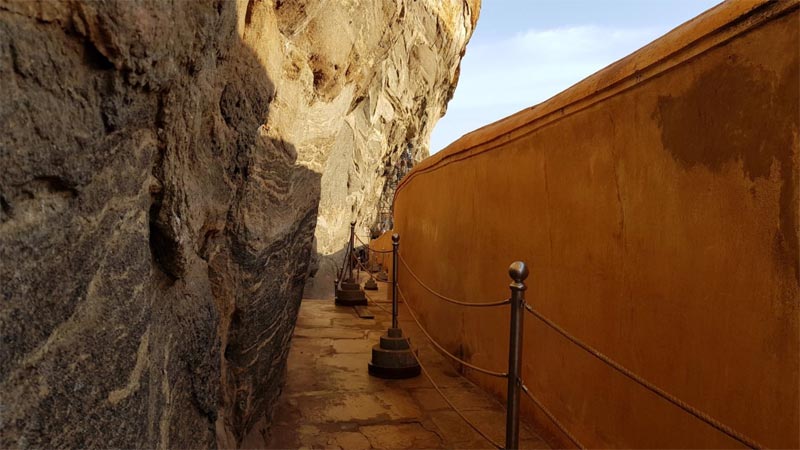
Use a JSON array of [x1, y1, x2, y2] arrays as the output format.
[[359, 423, 443, 449], [247, 278, 550, 449]]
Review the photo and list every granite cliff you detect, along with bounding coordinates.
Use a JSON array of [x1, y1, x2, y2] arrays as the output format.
[[0, 0, 478, 447]]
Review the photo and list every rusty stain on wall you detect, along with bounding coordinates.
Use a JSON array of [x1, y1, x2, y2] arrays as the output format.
[[656, 57, 799, 283]]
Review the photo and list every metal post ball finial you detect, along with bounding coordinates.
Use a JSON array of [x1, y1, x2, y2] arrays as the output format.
[[509, 261, 529, 283], [392, 233, 400, 244]]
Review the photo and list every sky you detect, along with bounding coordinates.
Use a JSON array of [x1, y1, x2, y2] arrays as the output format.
[[429, 0, 723, 153]]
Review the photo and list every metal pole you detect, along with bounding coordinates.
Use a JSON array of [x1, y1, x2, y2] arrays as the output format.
[[506, 261, 528, 450], [348, 221, 356, 281], [391, 233, 400, 329], [337, 238, 351, 291]]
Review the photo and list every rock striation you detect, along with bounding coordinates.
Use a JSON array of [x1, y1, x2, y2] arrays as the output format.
[[0, 0, 477, 448]]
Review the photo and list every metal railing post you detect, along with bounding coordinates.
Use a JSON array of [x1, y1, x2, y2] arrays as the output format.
[[506, 261, 528, 450], [336, 238, 351, 291], [391, 233, 400, 329], [347, 221, 356, 281]]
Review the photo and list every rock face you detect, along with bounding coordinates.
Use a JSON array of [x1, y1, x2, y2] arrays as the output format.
[[271, 0, 479, 298], [0, 0, 477, 448]]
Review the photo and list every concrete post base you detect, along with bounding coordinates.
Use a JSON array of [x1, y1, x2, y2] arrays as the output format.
[[364, 278, 378, 290], [335, 281, 368, 306], [368, 328, 421, 379]]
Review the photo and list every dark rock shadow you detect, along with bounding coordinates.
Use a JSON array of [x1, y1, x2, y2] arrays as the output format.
[[0, 1, 319, 448], [303, 242, 373, 300], [302, 244, 347, 300]]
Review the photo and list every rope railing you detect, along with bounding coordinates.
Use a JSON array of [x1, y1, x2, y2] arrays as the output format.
[[354, 258, 399, 316], [346, 226, 762, 449], [352, 232, 503, 448], [398, 252, 510, 307], [353, 256, 399, 302], [353, 256, 377, 283], [397, 285, 508, 378], [520, 382, 585, 449], [408, 342, 504, 449], [363, 290, 391, 315], [355, 234, 393, 254], [522, 302, 763, 449], [378, 233, 527, 449]]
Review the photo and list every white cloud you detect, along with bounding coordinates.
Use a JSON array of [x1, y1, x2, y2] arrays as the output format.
[[431, 25, 662, 152]]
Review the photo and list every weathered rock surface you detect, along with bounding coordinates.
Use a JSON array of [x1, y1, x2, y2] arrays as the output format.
[[0, 0, 477, 448]]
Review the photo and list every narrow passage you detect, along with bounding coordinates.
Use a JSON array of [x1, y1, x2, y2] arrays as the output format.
[[244, 279, 550, 449]]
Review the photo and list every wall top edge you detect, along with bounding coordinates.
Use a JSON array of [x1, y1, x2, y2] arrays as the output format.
[[396, 0, 797, 197]]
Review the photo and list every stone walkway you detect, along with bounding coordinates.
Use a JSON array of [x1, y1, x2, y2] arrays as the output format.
[[244, 279, 550, 450]]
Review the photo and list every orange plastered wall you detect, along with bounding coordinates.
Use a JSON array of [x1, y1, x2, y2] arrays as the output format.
[[393, 1, 799, 447]]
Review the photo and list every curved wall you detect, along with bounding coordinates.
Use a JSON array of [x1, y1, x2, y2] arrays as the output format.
[[393, 1, 799, 447]]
